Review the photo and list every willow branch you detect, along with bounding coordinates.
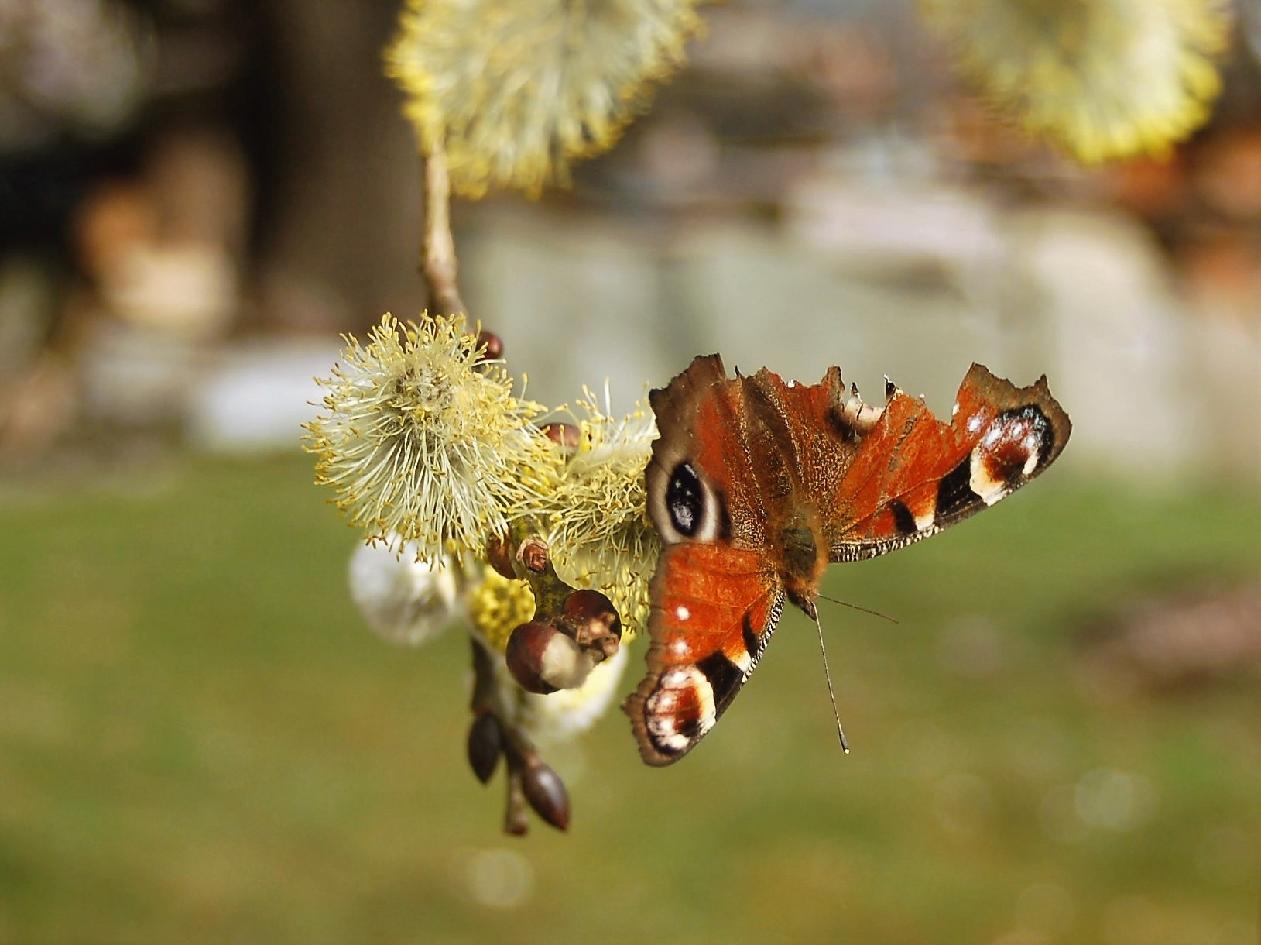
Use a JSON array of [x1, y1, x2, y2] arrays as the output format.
[[421, 141, 466, 316]]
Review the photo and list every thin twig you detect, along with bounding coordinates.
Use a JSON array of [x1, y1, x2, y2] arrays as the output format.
[[421, 141, 465, 316], [469, 635, 539, 836], [503, 768, 529, 835]]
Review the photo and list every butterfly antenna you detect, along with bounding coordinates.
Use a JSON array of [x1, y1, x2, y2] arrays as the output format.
[[812, 608, 850, 755], [816, 593, 899, 625]]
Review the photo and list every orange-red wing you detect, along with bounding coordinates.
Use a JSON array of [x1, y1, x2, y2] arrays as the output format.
[[828, 364, 1071, 561], [625, 543, 784, 766], [632, 357, 1070, 767]]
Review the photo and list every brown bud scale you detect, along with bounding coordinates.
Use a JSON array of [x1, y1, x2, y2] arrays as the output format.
[[542, 422, 581, 452], [561, 589, 623, 659], [467, 712, 503, 784], [505, 621, 560, 694], [522, 761, 570, 831], [517, 537, 549, 574], [485, 533, 516, 580], [476, 330, 504, 362]]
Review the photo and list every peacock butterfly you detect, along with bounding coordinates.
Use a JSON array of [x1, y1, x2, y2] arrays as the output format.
[[625, 355, 1071, 765]]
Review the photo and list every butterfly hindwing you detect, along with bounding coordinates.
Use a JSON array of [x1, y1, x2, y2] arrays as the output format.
[[626, 544, 784, 766]]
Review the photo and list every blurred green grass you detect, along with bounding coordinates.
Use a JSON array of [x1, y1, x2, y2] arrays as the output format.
[[1, 454, 1258, 945]]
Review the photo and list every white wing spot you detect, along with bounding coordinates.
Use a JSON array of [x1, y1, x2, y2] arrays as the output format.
[[675, 604, 690, 622], [969, 448, 1007, 506], [1021, 433, 1041, 475], [647, 715, 678, 738], [661, 668, 688, 688]]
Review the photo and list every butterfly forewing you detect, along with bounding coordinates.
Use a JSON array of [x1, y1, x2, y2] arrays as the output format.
[[825, 364, 1071, 560]]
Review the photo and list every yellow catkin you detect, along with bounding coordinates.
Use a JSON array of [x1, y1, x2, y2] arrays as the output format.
[[469, 569, 538, 651], [922, 0, 1232, 162], [385, 0, 707, 196], [542, 391, 661, 643], [304, 313, 560, 562]]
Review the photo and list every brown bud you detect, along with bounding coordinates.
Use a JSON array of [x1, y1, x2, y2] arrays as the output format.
[[541, 422, 581, 453], [517, 536, 549, 574], [505, 620, 596, 693], [467, 712, 503, 784], [476, 330, 504, 362], [485, 533, 516, 580], [522, 761, 570, 831], [562, 589, 622, 660], [505, 622, 558, 693]]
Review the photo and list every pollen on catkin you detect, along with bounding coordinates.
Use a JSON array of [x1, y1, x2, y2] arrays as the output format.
[[542, 390, 661, 643], [305, 314, 559, 563], [468, 567, 539, 652]]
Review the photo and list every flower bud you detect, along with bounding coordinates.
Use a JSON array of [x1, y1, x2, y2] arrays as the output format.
[[348, 539, 459, 645], [541, 422, 581, 452], [516, 536, 549, 574], [467, 712, 503, 784], [505, 620, 595, 693], [485, 533, 516, 580], [561, 588, 622, 659], [476, 330, 503, 361], [521, 761, 570, 831]]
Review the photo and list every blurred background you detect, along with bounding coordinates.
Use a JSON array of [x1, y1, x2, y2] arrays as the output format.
[[1, 0, 1259, 943]]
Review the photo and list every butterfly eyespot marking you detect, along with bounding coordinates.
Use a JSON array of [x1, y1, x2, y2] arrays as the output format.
[[666, 462, 703, 536], [652, 460, 724, 544], [643, 666, 716, 754], [969, 405, 1054, 505]]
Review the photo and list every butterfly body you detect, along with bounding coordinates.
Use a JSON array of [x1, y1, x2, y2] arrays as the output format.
[[627, 354, 1071, 766]]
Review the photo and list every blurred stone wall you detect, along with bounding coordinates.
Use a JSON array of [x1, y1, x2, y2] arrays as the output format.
[[2, 0, 1256, 480], [462, 188, 1259, 481]]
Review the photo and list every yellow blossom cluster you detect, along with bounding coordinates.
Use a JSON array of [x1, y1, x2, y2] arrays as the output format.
[[542, 390, 660, 641], [311, 315, 659, 648], [468, 567, 539, 652], [922, 0, 1232, 162], [385, 0, 705, 196], [304, 314, 559, 563]]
